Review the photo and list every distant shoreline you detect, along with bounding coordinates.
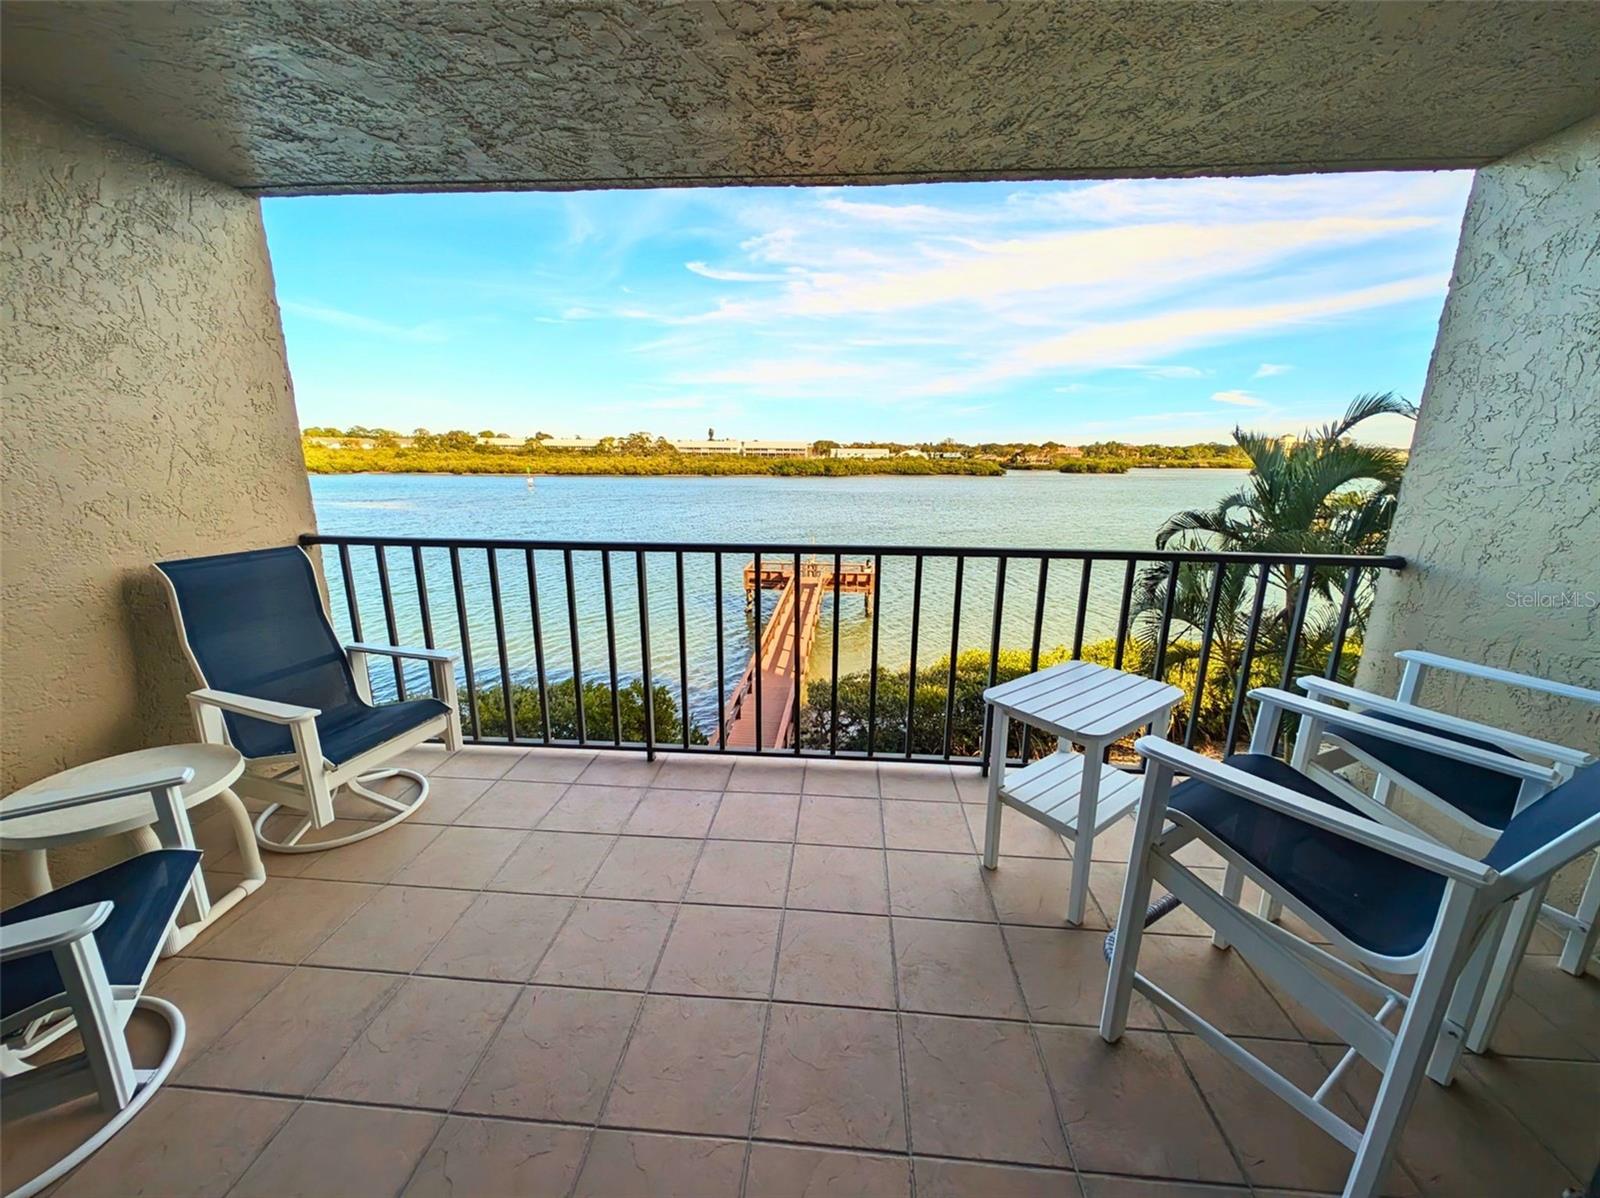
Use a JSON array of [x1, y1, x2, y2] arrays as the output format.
[[303, 446, 1246, 478]]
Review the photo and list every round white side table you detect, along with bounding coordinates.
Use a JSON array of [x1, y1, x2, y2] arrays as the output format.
[[1, 743, 265, 953]]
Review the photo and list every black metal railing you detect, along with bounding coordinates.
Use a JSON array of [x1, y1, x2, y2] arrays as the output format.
[[300, 534, 1405, 766]]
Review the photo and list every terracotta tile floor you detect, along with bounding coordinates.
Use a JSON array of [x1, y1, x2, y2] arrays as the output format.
[[8, 746, 1597, 1198]]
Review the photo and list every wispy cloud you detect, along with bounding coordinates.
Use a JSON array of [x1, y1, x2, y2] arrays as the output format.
[[280, 300, 449, 343], [1253, 362, 1293, 378], [685, 261, 786, 283], [1211, 389, 1268, 407]]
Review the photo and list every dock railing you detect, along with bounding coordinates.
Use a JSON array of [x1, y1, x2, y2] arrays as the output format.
[[300, 534, 1405, 767]]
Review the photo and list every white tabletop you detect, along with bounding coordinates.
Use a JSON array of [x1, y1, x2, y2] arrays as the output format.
[[0, 743, 245, 849], [983, 661, 1184, 742]]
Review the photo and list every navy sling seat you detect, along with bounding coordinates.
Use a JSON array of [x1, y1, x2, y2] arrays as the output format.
[[1330, 710, 1522, 831], [1, 849, 200, 1022], [156, 547, 448, 764], [1167, 754, 1445, 958]]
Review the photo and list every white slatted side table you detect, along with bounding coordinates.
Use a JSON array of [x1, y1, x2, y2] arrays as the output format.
[[982, 661, 1183, 925]]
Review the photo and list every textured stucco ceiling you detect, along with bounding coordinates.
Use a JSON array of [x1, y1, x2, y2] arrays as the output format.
[[4, 1, 1598, 195]]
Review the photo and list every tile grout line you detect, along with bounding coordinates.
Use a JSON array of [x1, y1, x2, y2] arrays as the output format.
[[564, 772, 728, 1196], [391, 754, 601, 1196], [877, 775, 921, 1198], [737, 772, 805, 1197], [977, 806, 1091, 1195]]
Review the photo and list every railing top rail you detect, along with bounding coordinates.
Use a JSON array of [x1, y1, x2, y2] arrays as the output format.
[[300, 533, 1404, 569]]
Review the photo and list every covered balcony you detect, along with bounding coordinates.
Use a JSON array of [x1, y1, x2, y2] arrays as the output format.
[[2, 3, 1597, 1197]]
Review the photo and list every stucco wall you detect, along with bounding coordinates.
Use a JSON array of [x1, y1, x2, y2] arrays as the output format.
[[1358, 117, 1599, 907], [1, 90, 315, 815]]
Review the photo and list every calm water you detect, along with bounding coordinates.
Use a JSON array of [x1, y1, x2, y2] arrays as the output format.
[[311, 470, 1246, 733]]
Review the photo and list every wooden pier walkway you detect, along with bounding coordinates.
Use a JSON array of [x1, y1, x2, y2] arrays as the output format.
[[713, 559, 875, 750]]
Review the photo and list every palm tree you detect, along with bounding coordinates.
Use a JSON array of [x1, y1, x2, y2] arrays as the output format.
[[1133, 392, 1417, 746]]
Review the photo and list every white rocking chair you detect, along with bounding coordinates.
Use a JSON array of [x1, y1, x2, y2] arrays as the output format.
[[156, 545, 462, 852]]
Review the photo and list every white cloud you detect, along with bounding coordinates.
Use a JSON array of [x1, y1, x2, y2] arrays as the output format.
[[1112, 364, 1209, 380], [1253, 363, 1293, 378], [685, 261, 786, 283], [918, 274, 1446, 396], [280, 300, 449, 343], [1211, 389, 1268, 407]]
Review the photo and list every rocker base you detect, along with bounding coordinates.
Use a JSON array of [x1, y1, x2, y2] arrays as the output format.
[[254, 768, 430, 853], [3, 997, 186, 1198]]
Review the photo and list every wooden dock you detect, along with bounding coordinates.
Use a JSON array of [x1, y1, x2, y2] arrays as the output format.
[[713, 559, 876, 750]]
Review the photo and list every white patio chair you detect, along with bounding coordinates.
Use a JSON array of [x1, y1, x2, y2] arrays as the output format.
[[1290, 650, 1599, 981], [1, 769, 201, 1198], [1101, 695, 1598, 1198], [156, 546, 462, 852]]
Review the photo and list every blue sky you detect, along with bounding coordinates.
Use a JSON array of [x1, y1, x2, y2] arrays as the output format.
[[263, 171, 1472, 447]]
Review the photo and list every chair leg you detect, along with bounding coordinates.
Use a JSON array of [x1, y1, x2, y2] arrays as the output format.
[[1345, 887, 1479, 1198], [1258, 890, 1284, 924], [1101, 764, 1170, 1043], [981, 708, 1007, 871], [1464, 882, 1545, 1053], [1556, 850, 1600, 976], [52, 938, 136, 1113], [1213, 864, 1244, 951], [1428, 908, 1507, 1084]]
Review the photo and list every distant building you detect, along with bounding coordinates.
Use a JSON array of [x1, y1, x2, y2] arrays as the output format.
[[477, 435, 522, 447], [671, 438, 744, 456], [740, 440, 812, 458], [830, 446, 890, 459], [540, 436, 604, 451]]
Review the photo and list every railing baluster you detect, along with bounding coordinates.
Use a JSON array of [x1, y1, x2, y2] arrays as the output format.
[[942, 555, 965, 761], [753, 551, 763, 753], [636, 550, 655, 757], [792, 550, 803, 756], [676, 551, 690, 750], [829, 552, 842, 756], [714, 554, 727, 751], [1225, 562, 1273, 754], [373, 545, 406, 700], [1020, 556, 1049, 764], [601, 550, 621, 746], [448, 546, 479, 741], [563, 548, 586, 746], [486, 548, 517, 744], [1152, 560, 1180, 679], [525, 549, 551, 744], [1278, 567, 1316, 689], [904, 554, 924, 760], [866, 553, 883, 756], [1325, 566, 1363, 680], [1072, 559, 1092, 660], [412, 545, 435, 650], [981, 556, 1007, 766], [1184, 562, 1228, 749], [337, 543, 364, 642], [1112, 559, 1136, 670]]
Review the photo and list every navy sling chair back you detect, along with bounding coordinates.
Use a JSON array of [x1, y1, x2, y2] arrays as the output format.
[[155, 546, 461, 852], [1101, 685, 1600, 1198]]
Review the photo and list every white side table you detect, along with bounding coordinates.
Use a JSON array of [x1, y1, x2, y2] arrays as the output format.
[[1, 743, 265, 953], [982, 661, 1183, 925]]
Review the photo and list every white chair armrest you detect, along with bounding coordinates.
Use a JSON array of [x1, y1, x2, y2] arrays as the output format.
[[1252, 688, 1563, 786], [1296, 676, 1595, 770], [345, 642, 457, 664], [1395, 650, 1600, 705], [1137, 737, 1495, 885], [189, 688, 320, 724], [0, 768, 195, 824], [0, 902, 113, 962]]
